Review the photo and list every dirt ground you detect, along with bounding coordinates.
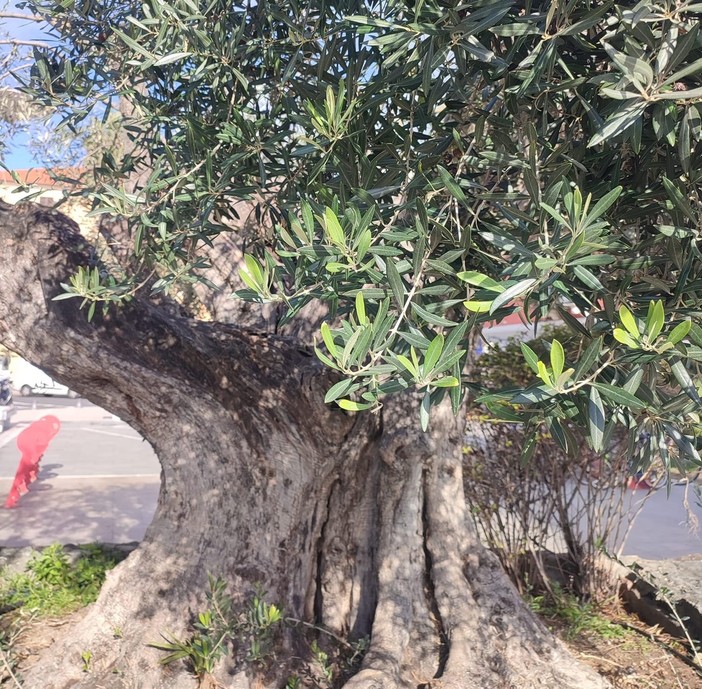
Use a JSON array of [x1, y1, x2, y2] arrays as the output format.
[[2, 604, 702, 687], [553, 603, 702, 689]]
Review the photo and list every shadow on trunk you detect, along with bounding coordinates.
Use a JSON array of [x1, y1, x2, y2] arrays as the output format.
[[0, 202, 612, 688]]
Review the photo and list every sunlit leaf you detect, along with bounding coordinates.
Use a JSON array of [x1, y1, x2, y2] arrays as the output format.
[[337, 399, 374, 412], [613, 328, 639, 348], [355, 291, 367, 325], [588, 386, 605, 452], [321, 323, 338, 359], [423, 334, 444, 374], [433, 376, 459, 388], [584, 186, 622, 222], [645, 300, 665, 342], [573, 265, 604, 291], [592, 383, 646, 409], [489, 279, 537, 314], [464, 300, 492, 313], [456, 271, 505, 293], [537, 361, 552, 387], [153, 52, 192, 66], [619, 305, 639, 338], [574, 338, 602, 380], [520, 343, 539, 374], [397, 355, 418, 378], [550, 339, 565, 380], [671, 360, 701, 403], [589, 100, 647, 147], [323, 208, 345, 247], [325, 378, 356, 403], [603, 44, 654, 89], [419, 391, 431, 432], [668, 319, 691, 345]]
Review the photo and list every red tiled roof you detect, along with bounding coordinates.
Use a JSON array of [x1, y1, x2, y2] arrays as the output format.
[[0, 168, 87, 188]]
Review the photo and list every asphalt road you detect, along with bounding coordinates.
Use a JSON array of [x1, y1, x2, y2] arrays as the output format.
[[0, 403, 700, 558], [12, 396, 93, 410], [621, 485, 702, 559], [0, 405, 160, 546], [0, 418, 159, 479]]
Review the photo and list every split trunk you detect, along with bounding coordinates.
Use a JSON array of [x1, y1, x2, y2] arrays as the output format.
[[0, 202, 610, 688]]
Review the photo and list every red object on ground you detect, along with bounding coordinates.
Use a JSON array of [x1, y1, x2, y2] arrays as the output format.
[[4, 415, 61, 508], [628, 477, 652, 490]]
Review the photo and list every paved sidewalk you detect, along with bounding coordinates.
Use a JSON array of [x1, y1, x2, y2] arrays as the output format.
[[0, 475, 159, 546], [618, 554, 702, 648], [622, 554, 702, 614]]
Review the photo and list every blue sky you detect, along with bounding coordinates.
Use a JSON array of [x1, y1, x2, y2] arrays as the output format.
[[1, 3, 56, 169], [4, 131, 35, 169]]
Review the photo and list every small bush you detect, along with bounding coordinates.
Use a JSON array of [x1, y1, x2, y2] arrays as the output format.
[[0, 544, 124, 616], [151, 577, 284, 681], [466, 327, 632, 602], [151, 576, 369, 685]]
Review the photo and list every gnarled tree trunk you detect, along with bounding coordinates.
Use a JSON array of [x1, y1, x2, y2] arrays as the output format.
[[0, 201, 610, 688]]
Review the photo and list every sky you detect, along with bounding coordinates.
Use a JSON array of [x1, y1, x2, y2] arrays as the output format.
[[4, 131, 35, 169], [1, 3, 57, 169]]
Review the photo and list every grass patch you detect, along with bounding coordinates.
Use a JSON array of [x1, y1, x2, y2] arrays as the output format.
[[0, 544, 124, 616], [527, 585, 629, 641]]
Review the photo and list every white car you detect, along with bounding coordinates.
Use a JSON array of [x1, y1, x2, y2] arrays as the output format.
[[9, 359, 78, 398]]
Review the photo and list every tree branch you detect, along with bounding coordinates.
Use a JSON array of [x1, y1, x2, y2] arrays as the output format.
[[0, 201, 344, 438], [0, 39, 50, 48], [0, 11, 46, 21]]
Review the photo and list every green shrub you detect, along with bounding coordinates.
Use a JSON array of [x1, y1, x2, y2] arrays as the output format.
[[0, 544, 124, 616], [465, 326, 631, 602]]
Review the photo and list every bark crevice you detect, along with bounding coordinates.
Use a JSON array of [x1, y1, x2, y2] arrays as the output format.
[[420, 468, 450, 681], [314, 477, 341, 627]]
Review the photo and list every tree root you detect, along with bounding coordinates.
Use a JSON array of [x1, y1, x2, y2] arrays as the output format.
[[339, 401, 611, 689]]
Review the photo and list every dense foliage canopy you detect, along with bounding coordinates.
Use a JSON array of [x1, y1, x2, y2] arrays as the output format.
[[18, 0, 702, 470]]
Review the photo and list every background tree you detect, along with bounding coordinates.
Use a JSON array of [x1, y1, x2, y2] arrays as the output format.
[[0, 4, 48, 164], [465, 326, 638, 602], [0, 3, 126, 169], [1, 0, 701, 687]]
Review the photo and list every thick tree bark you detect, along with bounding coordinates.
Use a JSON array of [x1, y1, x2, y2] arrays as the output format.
[[0, 202, 610, 688]]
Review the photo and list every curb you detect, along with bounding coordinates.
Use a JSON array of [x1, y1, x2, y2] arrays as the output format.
[[613, 557, 702, 649], [11, 407, 116, 424]]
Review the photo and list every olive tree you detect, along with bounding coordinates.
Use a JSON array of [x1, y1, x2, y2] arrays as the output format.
[[1, 1, 701, 687]]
